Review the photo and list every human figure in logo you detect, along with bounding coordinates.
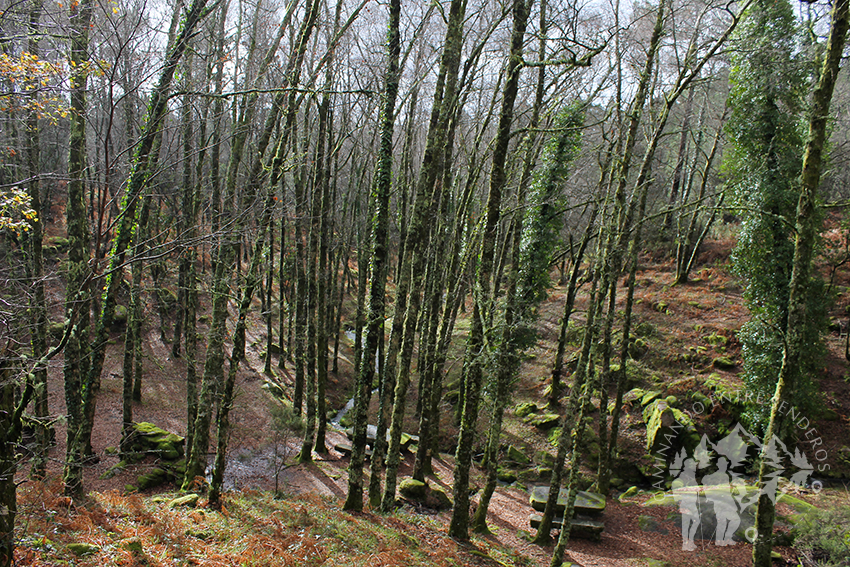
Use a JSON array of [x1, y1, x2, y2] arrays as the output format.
[[702, 457, 742, 546], [671, 455, 700, 551]]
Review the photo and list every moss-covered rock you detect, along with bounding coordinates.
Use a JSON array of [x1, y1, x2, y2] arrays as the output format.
[[644, 400, 696, 453], [398, 478, 427, 500], [524, 412, 561, 430], [712, 356, 736, 370], [640, 391, 663, 408], [127, 422, 185, 462], [514, 402, 538, 418], [100, 460, 127, 480], [506, 445, 531, 465], [168, 493, 200, 509], [66, 542, 100, 556], [497, 469, 518, 484], [426, 486, 452, 510], [137, 467, 169, 490], [629, 338, 649, 359]]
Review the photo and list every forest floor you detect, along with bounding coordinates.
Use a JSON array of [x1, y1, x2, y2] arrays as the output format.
[[14, 232, 850, 566]]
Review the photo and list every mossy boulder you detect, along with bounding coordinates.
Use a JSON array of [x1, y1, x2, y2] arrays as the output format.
[[120, 537, 144, 556], [524, 412, 561, 430], [398, 478, 427, 500], [629, 338, 649, 359], [637, 515, 667, 534], [66, 542, 100, 556], [100, 460, 127, 480], [128, 422, 185, 461], [137, 467, 169, 490], [535, 450, 556, 468], [497, 469, 518, 484], [168, 493, 200, 509], [712, 356, 736, 370], [506, 445, 531, 465], [644, 400, 696, 453], [515, 402, 538, 418], [46, 236, 70, 251], [640, 391, 663, 407], [705, 332, 728, 349], [426, 486, 452, 510]]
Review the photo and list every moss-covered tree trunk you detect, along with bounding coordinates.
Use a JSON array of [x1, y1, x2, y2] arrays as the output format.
[[62, 0, 94, 497], [343, 0, 401, 513], [449, 0, 530, 540], [753, 0, 849, 564], [380, 0, 467, 513]]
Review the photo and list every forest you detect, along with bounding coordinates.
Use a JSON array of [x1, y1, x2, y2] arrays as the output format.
[[1, 0, 850, 565]]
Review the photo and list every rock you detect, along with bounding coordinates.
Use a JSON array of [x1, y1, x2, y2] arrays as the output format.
[[644, 400, 696, 453], [100, 460, 127, 480], [524, 412, 561, 430], [528, 513, 604, 541], [529, 486, 606, 517], [506, 445, 531, 465], [129, 422, 185, 461], [705, 332, 728, 349], [66, 542, 100, 556], [168, 493, 200, 509], [640, 391, 663, 408], [634, 321, 656, 337], [515, 402, 538, 418], [535, 450, 556, 467], [712, 356, 736, 370], [690, 391, 712, 409], [629, 338, 649, 359], [137, 467, 169, 490], [426, 487, 453, 510], [665, 395, 678, 408], [497, 469, 518, 484], [398, 478, 427, 500]]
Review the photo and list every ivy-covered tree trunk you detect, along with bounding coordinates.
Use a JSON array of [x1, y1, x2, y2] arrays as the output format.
[[449, 0, 530, 540], [753, 0, 849, 564], [343, 0, 401, 512]]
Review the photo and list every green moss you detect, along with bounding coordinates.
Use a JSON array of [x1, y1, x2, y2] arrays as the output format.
[[66, 542, 100, 556], [398, 478, 427, 499], [514, 401, 538, 418], [712, 356, 736, 370]]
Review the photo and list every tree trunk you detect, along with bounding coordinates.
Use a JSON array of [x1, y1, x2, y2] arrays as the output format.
[[24, 0, 47, 480], [381, 0, 467, 513], [62, 0, 94, 497], [753, 0, 849, 563], [343, 0, 401, 512], [449, 0, 531, 540]]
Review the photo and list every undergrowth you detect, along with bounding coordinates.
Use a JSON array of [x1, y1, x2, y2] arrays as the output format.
[[13, 478, 500, 566]]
